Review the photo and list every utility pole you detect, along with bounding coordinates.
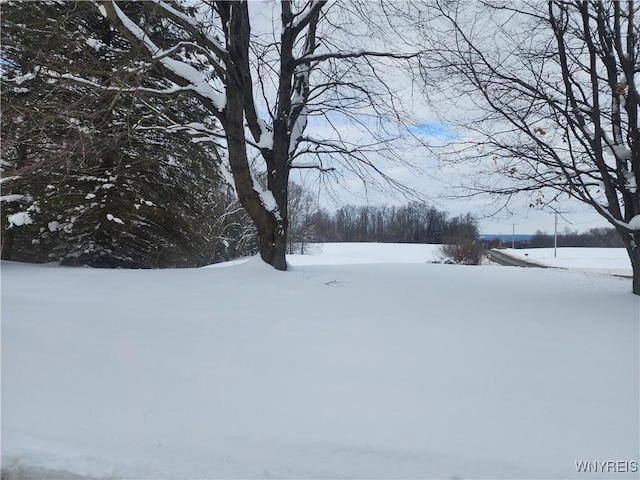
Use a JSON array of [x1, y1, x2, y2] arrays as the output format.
[[512, 223, 516, 249], [554, 212, 558, 258]]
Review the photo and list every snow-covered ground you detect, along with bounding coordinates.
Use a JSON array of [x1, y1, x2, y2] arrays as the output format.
[[2, 243, 639, 479], [503, 247, 632, 277], [287, 242, 443, 266]]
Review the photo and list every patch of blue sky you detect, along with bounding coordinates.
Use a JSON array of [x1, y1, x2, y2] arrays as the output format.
[[409, 121, 457, 140]]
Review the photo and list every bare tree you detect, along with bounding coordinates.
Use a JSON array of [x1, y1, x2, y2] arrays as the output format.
[[420, 1, 640, 293], [211, 186, 258, 261], [287, 182, 317, 254], [73, 0, 422, 270]]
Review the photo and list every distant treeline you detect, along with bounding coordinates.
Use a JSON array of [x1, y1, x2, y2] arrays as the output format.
[[528, 227, 623, 248], [288, 187, 624, 252], [288, 200, 478, 252]]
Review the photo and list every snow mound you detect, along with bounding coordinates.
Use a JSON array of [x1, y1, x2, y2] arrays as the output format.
[[1, 462, 96, 480]]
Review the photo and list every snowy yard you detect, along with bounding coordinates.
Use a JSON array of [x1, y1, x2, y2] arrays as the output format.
[[2, 243, 639, 479]]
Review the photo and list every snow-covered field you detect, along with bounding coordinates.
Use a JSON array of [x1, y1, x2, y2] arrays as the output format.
[[286, 242, 443, 266], [2, 243, 639, 479], [503, 247, 632, 277]]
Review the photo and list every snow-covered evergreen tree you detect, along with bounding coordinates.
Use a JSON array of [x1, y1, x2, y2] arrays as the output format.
[[1, 1, 240, 267]]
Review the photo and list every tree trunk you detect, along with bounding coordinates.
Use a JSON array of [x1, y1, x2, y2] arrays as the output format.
[[225, 131, 288, 271], [223, 86, 288, 271], [257, 218, 287, 270], [218, 0, 289, 272], [631, 252, 640, 296], [1, 226, 15, 260], [259, 172, 289, 270], [627, 238, 640, 296], [622, 230, 640, 295]]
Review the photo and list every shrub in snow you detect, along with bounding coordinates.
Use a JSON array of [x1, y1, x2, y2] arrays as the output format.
[[438, 213, 483, 265], [439, 241, 484, 265]]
